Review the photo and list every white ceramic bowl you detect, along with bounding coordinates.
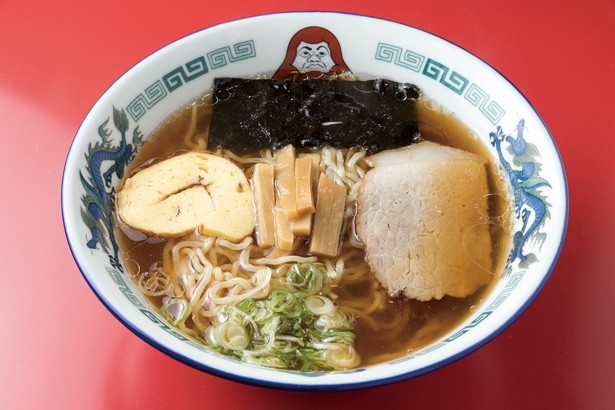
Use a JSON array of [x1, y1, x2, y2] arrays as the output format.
[[62, 12, 568, 390]]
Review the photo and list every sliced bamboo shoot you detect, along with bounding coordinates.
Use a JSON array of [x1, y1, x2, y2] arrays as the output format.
[[265, 238, 305, 259], [295, 155, 316, 216], [309, 173, 347, 258], [251, 163, 276, 248], [274, 207, 294, 251], [274, 144, 299, 220], [309, 154, 321, 189], [290, 213, 313, 236], [290, 154, 319, 236]]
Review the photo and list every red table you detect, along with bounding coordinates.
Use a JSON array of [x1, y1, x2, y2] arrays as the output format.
[[1, 1, 613, 408]]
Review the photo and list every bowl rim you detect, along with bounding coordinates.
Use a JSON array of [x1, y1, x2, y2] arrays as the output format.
[[61, 10, 569, 391]]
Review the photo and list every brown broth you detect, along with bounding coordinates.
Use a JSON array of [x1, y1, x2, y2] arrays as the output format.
[[115, 89, 512, 368]]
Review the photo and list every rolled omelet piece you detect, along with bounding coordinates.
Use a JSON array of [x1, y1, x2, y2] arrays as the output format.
[[117, 151, 255, 241], [356, 142, 493, 301]]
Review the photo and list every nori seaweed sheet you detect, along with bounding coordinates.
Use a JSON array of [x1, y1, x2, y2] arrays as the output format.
[[207, 78, 421, 152]]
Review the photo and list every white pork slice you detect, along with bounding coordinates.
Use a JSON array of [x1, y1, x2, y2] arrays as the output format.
[[356, 141, 493, 301]]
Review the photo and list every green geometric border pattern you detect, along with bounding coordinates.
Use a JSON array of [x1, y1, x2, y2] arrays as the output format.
[[375, 42, 505, 125], [126, 40, 256, 123]]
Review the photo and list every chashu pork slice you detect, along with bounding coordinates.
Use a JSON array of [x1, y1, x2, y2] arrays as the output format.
[[356, 142, 493, 301]]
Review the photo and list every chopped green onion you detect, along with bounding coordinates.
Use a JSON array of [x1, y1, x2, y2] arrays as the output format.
[[287, 262, 331, 296], [201, 261, 358, 371], [215, 322, 249, 351], [160, 297, 189, 326], [268, 288, 305, 318], [305, 295, 334, 315], [325, 344, 360, 370], [314, 309, 353, 331]]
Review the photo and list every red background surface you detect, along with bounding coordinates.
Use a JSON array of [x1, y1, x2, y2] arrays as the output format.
[[1, 1, 613, 408]]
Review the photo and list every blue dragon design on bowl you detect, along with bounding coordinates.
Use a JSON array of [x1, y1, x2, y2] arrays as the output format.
[[490, 119, 551, 270], [79, 107, 143, 272]]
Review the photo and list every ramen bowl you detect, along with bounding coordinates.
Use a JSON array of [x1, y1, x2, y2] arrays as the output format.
[[62, 12, 567, 390]]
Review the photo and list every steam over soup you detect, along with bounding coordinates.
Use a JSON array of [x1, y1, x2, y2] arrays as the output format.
[[115, 78, 512, 371]]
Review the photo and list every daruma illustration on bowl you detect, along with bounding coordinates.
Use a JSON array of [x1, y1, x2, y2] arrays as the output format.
[[62, 12, 567, 390]]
